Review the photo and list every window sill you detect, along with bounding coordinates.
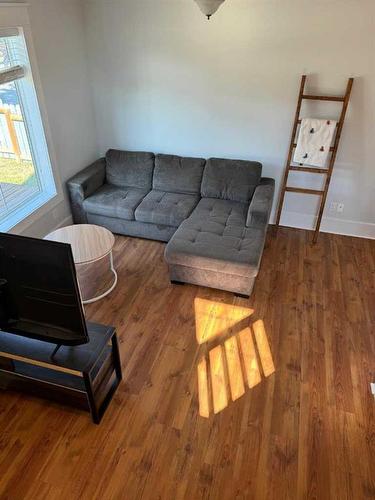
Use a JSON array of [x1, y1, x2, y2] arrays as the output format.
[[0, 188, 59, 232]]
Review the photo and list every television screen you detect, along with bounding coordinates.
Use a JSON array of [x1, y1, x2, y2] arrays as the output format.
[[0, 232, 88, 346]]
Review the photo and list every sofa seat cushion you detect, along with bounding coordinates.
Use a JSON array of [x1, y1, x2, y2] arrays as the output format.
[[201, 158, 262, 203], [188, 198, 248, 227], [153, 154, 205, 194], [165, 198, 266, 278], [135, 190, 199, 227], [83, 184, 148, 220]]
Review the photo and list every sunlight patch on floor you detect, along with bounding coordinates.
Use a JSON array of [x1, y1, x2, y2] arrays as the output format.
[[225, 335, 245, 402], [197, 318, 274, 418], [253, 319, 275, 377], [194, 297, 254, 345], [209, 345, 229, 414], [197, 357, 210, 418], [239, 328, 262, 389]]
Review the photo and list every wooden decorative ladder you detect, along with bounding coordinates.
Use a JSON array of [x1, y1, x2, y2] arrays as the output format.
[[275, 75, 354, 243]]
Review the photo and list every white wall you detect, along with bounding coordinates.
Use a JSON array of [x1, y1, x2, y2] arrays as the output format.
[[84, 0, 375, 238], [0, 0, 99, 237]]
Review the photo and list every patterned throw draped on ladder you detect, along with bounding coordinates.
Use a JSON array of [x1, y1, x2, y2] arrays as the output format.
[[294, 118, 337, 168]]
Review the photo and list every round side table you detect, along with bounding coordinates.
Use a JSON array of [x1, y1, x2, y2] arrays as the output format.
[[45, 224, 117, 304]]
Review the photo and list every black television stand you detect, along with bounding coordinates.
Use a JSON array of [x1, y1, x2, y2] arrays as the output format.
[[0, 322, 122, 424]]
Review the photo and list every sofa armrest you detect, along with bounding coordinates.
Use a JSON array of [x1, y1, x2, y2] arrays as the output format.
[[67, 158, 106, 223], [246, 177, 275, 228]]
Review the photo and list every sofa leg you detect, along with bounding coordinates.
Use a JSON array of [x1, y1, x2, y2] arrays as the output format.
[[235, 292, 250, 299], [171, 280, 185, 286]]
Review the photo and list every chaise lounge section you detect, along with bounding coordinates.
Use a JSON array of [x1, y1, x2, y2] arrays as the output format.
[[165, 175, 274, 297], [67, 150, 274, 297]]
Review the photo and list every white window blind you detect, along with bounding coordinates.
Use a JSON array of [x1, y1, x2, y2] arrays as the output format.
[[0, 26, 57, 231]]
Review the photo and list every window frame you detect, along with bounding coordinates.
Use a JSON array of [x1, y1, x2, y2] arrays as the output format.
[[0, 3, 63, 233]]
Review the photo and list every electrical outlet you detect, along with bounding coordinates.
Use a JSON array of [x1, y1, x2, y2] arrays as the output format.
[[329, 202, 338, 212], [337, 203, 345, 213]]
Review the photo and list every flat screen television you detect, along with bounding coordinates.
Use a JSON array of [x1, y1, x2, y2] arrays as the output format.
[[0, 232, 88, 346]]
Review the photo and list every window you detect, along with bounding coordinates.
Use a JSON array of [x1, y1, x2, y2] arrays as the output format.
[[0, 28, 57, 231]]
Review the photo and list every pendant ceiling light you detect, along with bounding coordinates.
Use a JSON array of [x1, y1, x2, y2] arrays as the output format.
[[194, 0, 226, 20]]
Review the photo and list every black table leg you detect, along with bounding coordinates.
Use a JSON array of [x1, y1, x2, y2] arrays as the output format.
[[83, 372, 100, 424], [111, 333, 122, 381]]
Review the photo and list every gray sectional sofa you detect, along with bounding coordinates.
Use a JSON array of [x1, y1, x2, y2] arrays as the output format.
[[67, 149, 274, 297]]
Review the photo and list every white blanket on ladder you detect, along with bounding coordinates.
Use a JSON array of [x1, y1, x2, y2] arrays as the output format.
[[293, 118, 337, 167]]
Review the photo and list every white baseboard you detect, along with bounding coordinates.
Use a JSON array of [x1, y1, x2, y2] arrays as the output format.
[[277, 211, 375, 240]]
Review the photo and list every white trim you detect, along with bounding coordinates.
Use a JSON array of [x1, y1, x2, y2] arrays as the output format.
[[278, 211, 375, 240], [0, 3, 64, 233], [7, 193, 61, 234], [18, 21, 64, 204], [0, 191, 57, 233], [0, 27, 20, 37]]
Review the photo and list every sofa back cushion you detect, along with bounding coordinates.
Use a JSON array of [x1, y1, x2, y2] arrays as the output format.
[[153, 154, 205, 194], [106, 149, 155, 190], [201, 158, 262, 203]]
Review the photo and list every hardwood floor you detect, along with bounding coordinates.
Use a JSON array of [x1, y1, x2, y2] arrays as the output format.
[[0, 227, 374, 500]]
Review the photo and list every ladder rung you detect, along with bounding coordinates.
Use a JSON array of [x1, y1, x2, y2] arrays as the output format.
[[302, 94, 345, 102], [289, 166, 328, 174], [285, 187, 324, 195], [297, 119, 339, 127], [292, 143, 334, 152]]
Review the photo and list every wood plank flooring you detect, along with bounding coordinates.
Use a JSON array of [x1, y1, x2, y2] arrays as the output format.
[[0, 227, 374, 500]]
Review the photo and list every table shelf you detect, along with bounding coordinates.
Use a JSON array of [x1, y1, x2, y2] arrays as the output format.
[[0, 322, 122, 424]]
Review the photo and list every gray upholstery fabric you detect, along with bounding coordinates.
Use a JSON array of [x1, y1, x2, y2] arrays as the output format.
[[67, 148, 275, 296], [246, 177, 275, 228], [201, 157, 262, 203], [135, 190, 199, 227], [67, 158, 106, 223], [87, 213, 177, 242], [106, 149, 155, 190], [188, 197, 247, 227], [153, 154, 205, 194], [164, 198, 266, 278], [169, 264, 255, 296], [83, 184, 148, 220]]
